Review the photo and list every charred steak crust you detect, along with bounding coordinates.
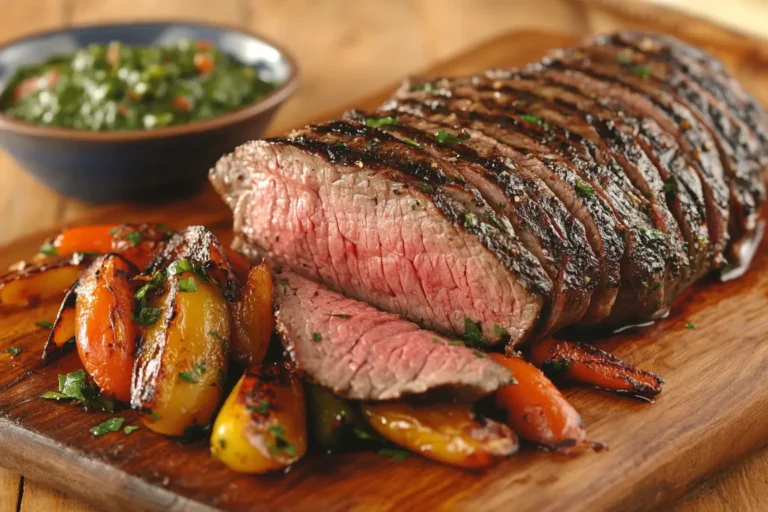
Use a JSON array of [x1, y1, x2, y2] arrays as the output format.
[[211, 30, 767, 350]]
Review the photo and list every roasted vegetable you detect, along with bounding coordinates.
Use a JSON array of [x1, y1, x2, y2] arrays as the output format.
[[42, 282, 78, 360], [489, 353, 591, 453], [48, 223, 171, 269], [132, 269, 230, 436], [231, 261, 273, 364], [306, 384, 362, 451], [0, 254, 91, 308], [74, 255, 139, 401], [363, 401, 518, 469], [211, 363, 307, 473], [529, 338, 664, 398]]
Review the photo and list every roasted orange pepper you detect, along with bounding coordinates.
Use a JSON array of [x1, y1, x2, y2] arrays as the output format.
[[490, 353, 591, 454], [231, 261, 273, 364], [75, 255, 139, 401], [0, 255, 89, 308]]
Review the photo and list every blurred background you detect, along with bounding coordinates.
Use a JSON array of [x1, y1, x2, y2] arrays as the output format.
[[1, 0, 767, 510]]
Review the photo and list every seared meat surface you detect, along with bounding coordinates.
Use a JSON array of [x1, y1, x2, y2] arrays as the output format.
[[211, 31, 767, 348]]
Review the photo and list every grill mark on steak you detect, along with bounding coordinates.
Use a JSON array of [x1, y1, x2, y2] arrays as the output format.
[[211, 138, 549, 344], [530, 67, 712, 286], [274, 271, 513, 401], [383, 93, 625, 325], [392, 83, 673, 323], [544, 50, 731, 267], [344, 109, 599, 333]]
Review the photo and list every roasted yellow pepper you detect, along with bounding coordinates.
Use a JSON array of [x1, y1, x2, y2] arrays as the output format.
[[132, 270, 230, 436], [211, 363, 307, 473], [363, 401, 518, 469]]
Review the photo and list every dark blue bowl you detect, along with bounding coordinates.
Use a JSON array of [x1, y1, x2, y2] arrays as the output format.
[[0, 21, 298, 203]]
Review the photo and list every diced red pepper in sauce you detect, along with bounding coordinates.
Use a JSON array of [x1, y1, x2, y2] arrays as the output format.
[[194, 53, 215, 74]]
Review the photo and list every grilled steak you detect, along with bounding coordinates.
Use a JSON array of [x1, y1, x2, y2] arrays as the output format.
[[211, 30, 767, 350], [273, 271, 512, 400]]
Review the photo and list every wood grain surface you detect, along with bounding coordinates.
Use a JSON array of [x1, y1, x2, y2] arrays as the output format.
[[1, 1, 768, 511]]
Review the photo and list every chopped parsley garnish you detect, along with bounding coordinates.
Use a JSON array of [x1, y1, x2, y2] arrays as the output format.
[[108, 227, 121, 236], [417, 183, 435, 194], [638, 228, 665, 242], [210, 330, 228, 353], [493, 324, 509, 338], [463, 317, 488, 346], [685, 322, 697, 329], [329, 313, 352, 319], [124, 425, 140, 435], [312, 332, 322, 342], [91, 417, 125, 437], [248, 399, 272, 415], [432, 338, 441, 344], [38, 242, 57, 257], [148, 411, 162, 421], [520, 114, 550, 129], [575, 179, 595, 197], [463, 212, 477, 228], [411, 82, 437, 93], [365, 116, 400, 128], [664, 177, 676, 200], [632, 66, 651, 79], [434, 129, 468, 144], [133, 306, 160, 326], [541, 358, 572, 378], [168, 258, 209, 283], [178, 371, 198, 383], [193, 361, 207, 375], [473, 350, 488, 359], [448, 340, 464, 346], [156, 223, 174, 233], [40, 369, 113, 411], [6, 347, 21, 357], [267, 425, 297, 457], [401, 137, 422, 149], [35, 320, 54, 329], [378, 448, 412, 461], [125, 231, 142, 247], [617, 51, 632, 64], [278, 277, 289, 285], [177, 276, 198, 292]]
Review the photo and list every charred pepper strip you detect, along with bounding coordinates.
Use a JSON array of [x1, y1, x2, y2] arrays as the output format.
[[529, 338, 664, 398]]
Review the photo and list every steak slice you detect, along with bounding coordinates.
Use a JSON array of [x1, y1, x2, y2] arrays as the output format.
[[274, 270, 512, 401], [435, 73, 684, 318], [531, 66, 712, 285], [481, 69, 696, 298], [596, 35, 767, 264], [543, 49, 731, 267], [210, 125, 551, 346], [388, 86, 671, 325], [344, 109, 599, 334]]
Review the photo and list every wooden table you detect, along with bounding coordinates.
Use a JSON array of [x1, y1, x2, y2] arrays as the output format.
[[1, 0, 767, 510]]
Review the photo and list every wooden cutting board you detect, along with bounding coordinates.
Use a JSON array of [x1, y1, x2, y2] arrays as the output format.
[[3, 27, 768, 512]]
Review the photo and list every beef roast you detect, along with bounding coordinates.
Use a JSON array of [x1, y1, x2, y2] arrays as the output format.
[[273, 271, 512, 400], [211, 30, 767, 348]]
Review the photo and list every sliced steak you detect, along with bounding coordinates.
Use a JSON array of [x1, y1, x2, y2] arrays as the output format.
[[596, 35, 767, 264], [531, 66, 714, 279], [388, 84, 670, 325], [211, 124, 551, 346], [481, 69, 697, 298], [543, 49, 731, 267], [344, 109, 599, 334], [274, 271, 512, 401]]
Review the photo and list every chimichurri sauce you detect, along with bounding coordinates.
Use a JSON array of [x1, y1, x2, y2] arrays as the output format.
[[0, 40, 277, 131]]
